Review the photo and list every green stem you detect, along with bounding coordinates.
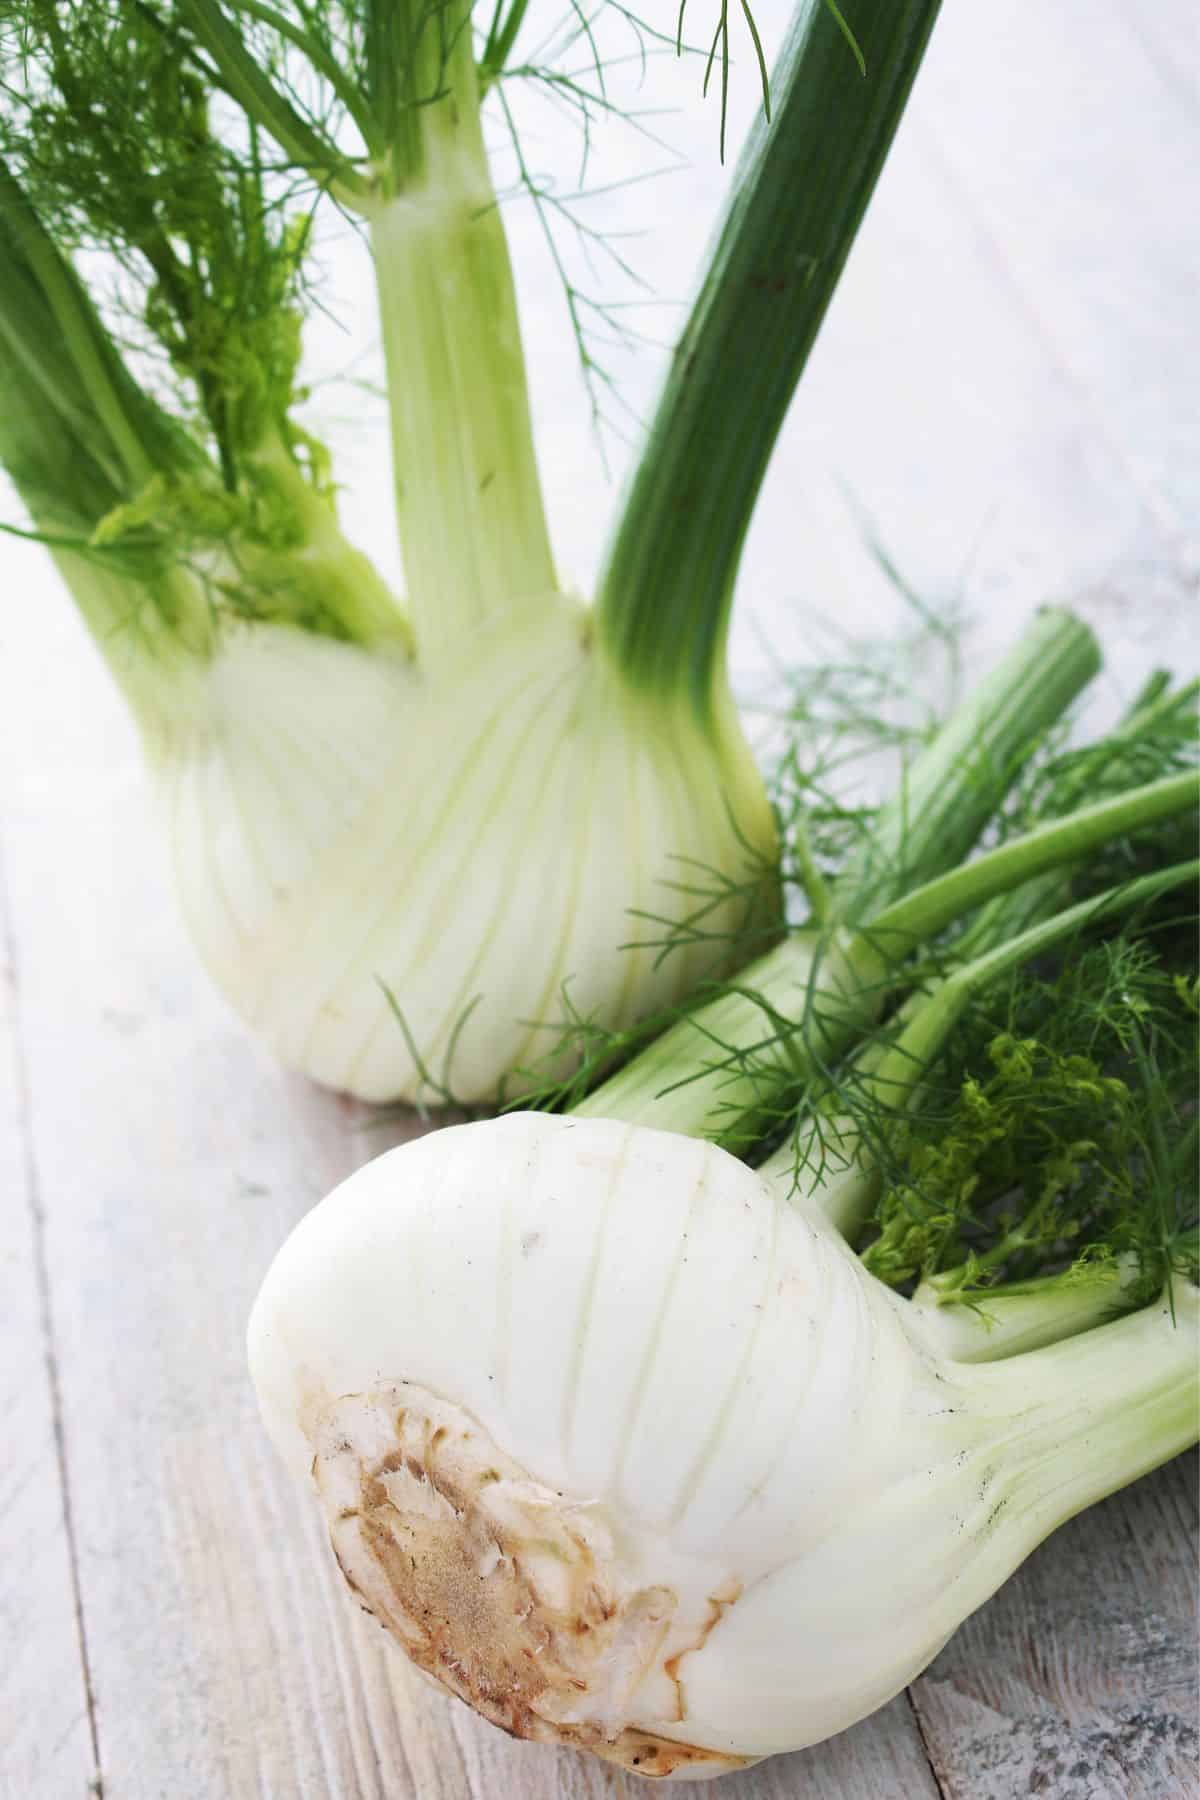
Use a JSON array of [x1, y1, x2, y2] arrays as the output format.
[[840, 608, 1101, 920], [580, 829, 1194, 1155], [231, 0, 385, 152], [594, 0, 942, 715], [177, 0, 367, 207], [909, 1260, 1142, 1362], [367, 0, 558, 672], [792, 811, 834, 925], [926, 677, 1200, 959], [951, 1195, 1058, 1283], [863, 768, 1197, 957], [0, 162, 216, 690], [573, 922, 860, 1143], [754, 859, 1198, 1236], [963, 1289, 1198, 1544], [0, 160, 188, 500], [236, 440, 412, 649], [577, 611, 1099, 1143], [867, 858, 1199, 1090], [45, 550, 211, 727], [478, 0, 531, 90]]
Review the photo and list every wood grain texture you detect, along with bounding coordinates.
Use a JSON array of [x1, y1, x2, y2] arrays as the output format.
[[1, 3, 1197, 1796], [910, 1457, 1199, 1799], [0, 597, 939, 1798], [0, 853, 96, 1798], [916, 2, 1200, 537]]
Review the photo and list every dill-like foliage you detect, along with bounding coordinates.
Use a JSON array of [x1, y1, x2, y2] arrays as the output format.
[[676, 0, 866, 161], [755, 596, 967, 921], [3, 3, 330, 476], [758, 663, 1198, 1280], [0, 0, 769, 521], [857, 928, 1199, 1306]]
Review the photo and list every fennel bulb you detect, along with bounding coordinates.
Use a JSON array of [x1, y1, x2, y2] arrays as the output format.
[[0, 0, 942, 1102], [248, 643, 1197, 1773], [147, 606, 773, 1102], [249, 1112, 1198, 1775]]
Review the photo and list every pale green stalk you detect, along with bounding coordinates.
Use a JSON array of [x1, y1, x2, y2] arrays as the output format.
[[951, 672, 1199, 957], [581, 619, 1195, 1151], [366, 0, 558, 671], [582, 793, 1195, 1149], [959, 1288, 1199, 1539], [908, 1259, 1143, 1362], [870, 771, 1198, 952]]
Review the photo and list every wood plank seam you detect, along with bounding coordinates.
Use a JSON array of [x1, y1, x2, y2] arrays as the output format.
[[1, 847, 105, 1799], [904, 1685, 949, 1797]]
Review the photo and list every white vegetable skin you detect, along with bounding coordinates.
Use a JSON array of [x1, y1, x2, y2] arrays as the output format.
[[249, 1113, 1198, 1774], [147, 606, 774, 1104]]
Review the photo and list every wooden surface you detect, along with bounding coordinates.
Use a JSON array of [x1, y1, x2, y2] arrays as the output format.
[[2, 3, 1197, 1797]]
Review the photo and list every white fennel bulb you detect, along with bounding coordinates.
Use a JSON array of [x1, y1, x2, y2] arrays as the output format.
[[0, 0, 953, 1108], [249, 1113, 1198, 1777], [139, 605, 774, 1103]]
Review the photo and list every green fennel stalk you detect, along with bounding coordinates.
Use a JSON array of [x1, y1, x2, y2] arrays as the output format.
[[0, 1, 954, 1102], [596, 0, 941, 716]]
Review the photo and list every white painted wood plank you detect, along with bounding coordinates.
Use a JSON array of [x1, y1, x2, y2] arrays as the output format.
[[0, 858, 95, 1795], [910, 1456, 1199, 1798], [728, 65, 1196, 701], [915, 0, 1200, 537], [0, 559, 937, 1797], [1135, 3, 1200, 116], [0, 574, 423, 1800], [1, 5, 1195, 1795]]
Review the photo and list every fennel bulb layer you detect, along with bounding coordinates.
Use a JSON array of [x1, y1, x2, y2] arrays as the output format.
[[248, 1114, 1198, 1773], [142, 608, 775, 1103]]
